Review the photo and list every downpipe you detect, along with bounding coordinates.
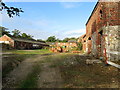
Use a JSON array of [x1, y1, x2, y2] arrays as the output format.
[[106, 61, 120, 69]]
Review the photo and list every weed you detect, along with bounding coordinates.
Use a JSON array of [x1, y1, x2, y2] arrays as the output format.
[[19, 64, 41, 88]]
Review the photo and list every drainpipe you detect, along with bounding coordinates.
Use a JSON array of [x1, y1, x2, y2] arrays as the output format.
[[107, 61, 120, 69]]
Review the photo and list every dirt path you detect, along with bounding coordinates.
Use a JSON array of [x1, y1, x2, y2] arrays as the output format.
[[38, 62, 63, 88], [3, 54, 63, 88], [2, 55, 41, 88]]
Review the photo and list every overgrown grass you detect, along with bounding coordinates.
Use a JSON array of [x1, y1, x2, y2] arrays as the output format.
[[38, 53, 71, 64], [49, 54, 120, 88], [19, 63, 41, 88], [3, 49, 52, 54], [2, 54, 36, 78]]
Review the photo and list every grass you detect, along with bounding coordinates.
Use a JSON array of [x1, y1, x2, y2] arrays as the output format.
[[49, 54, 120, 88], [19, 63, 41, 88], [2, 49, 53, 78], [3, 49, 52, 54], [2, 54, 36, 78], [17, 53, 73, 88], [3, 53, 120, 88]]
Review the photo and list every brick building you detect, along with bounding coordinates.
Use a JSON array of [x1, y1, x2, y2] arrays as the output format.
[[85, 0, 120, 61], [56, 40, 77, 48], [78, 34, 87, 52], [0, 35, 49, 49], [49, 40, 78, 53]]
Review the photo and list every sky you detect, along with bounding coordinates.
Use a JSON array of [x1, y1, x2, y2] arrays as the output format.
[[1, 2, 97, 40]]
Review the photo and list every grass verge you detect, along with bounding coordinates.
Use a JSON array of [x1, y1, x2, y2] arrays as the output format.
[[50, 54, 120, 88], [19, 63, 41, 88], [2, 54, 36, 78], [3, 49, 52, 54]]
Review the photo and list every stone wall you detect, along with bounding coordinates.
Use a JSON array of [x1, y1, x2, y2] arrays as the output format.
[[86, 0, 120, 56], [91, 32, 98, 57], [91, 25, 120, 61], [103, 25, 120, 61]]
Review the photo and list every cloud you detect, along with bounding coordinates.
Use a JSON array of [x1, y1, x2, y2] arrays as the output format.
[[60, 2, 80, 8], [1, 11, 86, 40], [64, 29, 85, 35], [60, 2, 79, 9], [51, 29, 86, 40]]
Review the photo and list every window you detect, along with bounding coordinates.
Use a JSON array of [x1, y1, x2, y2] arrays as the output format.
[[99, 30, 103, 35], [88, 37, 91, 40], [100, 10, 103, 19]]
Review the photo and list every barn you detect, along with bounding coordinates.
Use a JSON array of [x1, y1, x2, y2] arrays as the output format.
[[0, 34, 49, 50], [85, 0, 120, 61]]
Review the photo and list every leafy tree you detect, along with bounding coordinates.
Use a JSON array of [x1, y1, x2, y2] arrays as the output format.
[[21, 33, 34, 40], [0, 26, 11, 37], [37, 39, 45, 43], [56, 38, 62, 42], [26, 34, 34, 40], [0, 1, 23, 17], [62, 38, 70, 42], [70, 37, 76, 40], [12, 29, 21, 38], [46, 36, 57, 42], [21, 33, 28, 38]]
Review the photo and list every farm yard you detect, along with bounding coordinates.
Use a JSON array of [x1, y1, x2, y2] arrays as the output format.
[[2, 50, 120, 88], [1, 0, 120, 89]]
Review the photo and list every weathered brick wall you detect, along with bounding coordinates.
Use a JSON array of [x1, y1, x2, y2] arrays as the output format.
[[103, 25, 120, 61], [56, 42, 77, 48], [0, 35, 14, 47], [91, 32, 98, 57], [82, 42, 87, 52], [86, 1, 119, 36], [86, 1, 120, 61]]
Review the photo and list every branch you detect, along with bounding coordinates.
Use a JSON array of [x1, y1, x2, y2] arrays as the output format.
[[0, 1, 24, 17]]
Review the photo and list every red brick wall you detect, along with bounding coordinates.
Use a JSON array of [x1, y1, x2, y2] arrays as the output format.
[[83, 42, 86, 52], [56, 42, 77, 48], [86, 1, 120, 55], [0, 35, 14, 47], [86, 2, 120, 36]]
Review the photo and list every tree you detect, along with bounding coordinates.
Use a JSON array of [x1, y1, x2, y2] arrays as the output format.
[[25, 34, 34, 40], [21, 33, 34, 40], [0, 26, 11, 37], [70, 37, 76, 40], [37, 39, 45, 43], [56, 38, 62, 42], [0, 1, 23, 17], [62, 38, 70, 42], [46, 36, 57, 42], [21, 33, 28, 38], [12, 29, 21, 38]]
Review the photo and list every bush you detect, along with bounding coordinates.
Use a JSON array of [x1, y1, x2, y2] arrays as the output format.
[[77, 42, 83, 50]]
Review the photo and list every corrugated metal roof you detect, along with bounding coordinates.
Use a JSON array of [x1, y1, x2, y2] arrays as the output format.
[[11, 37, 47, 45], [1, 34, 49, 46]]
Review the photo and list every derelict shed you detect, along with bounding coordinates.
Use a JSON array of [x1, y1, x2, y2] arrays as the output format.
[[0, 35, 49, 50]]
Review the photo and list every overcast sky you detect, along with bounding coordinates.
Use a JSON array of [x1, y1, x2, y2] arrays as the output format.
[[1, 2, 97, 40]]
